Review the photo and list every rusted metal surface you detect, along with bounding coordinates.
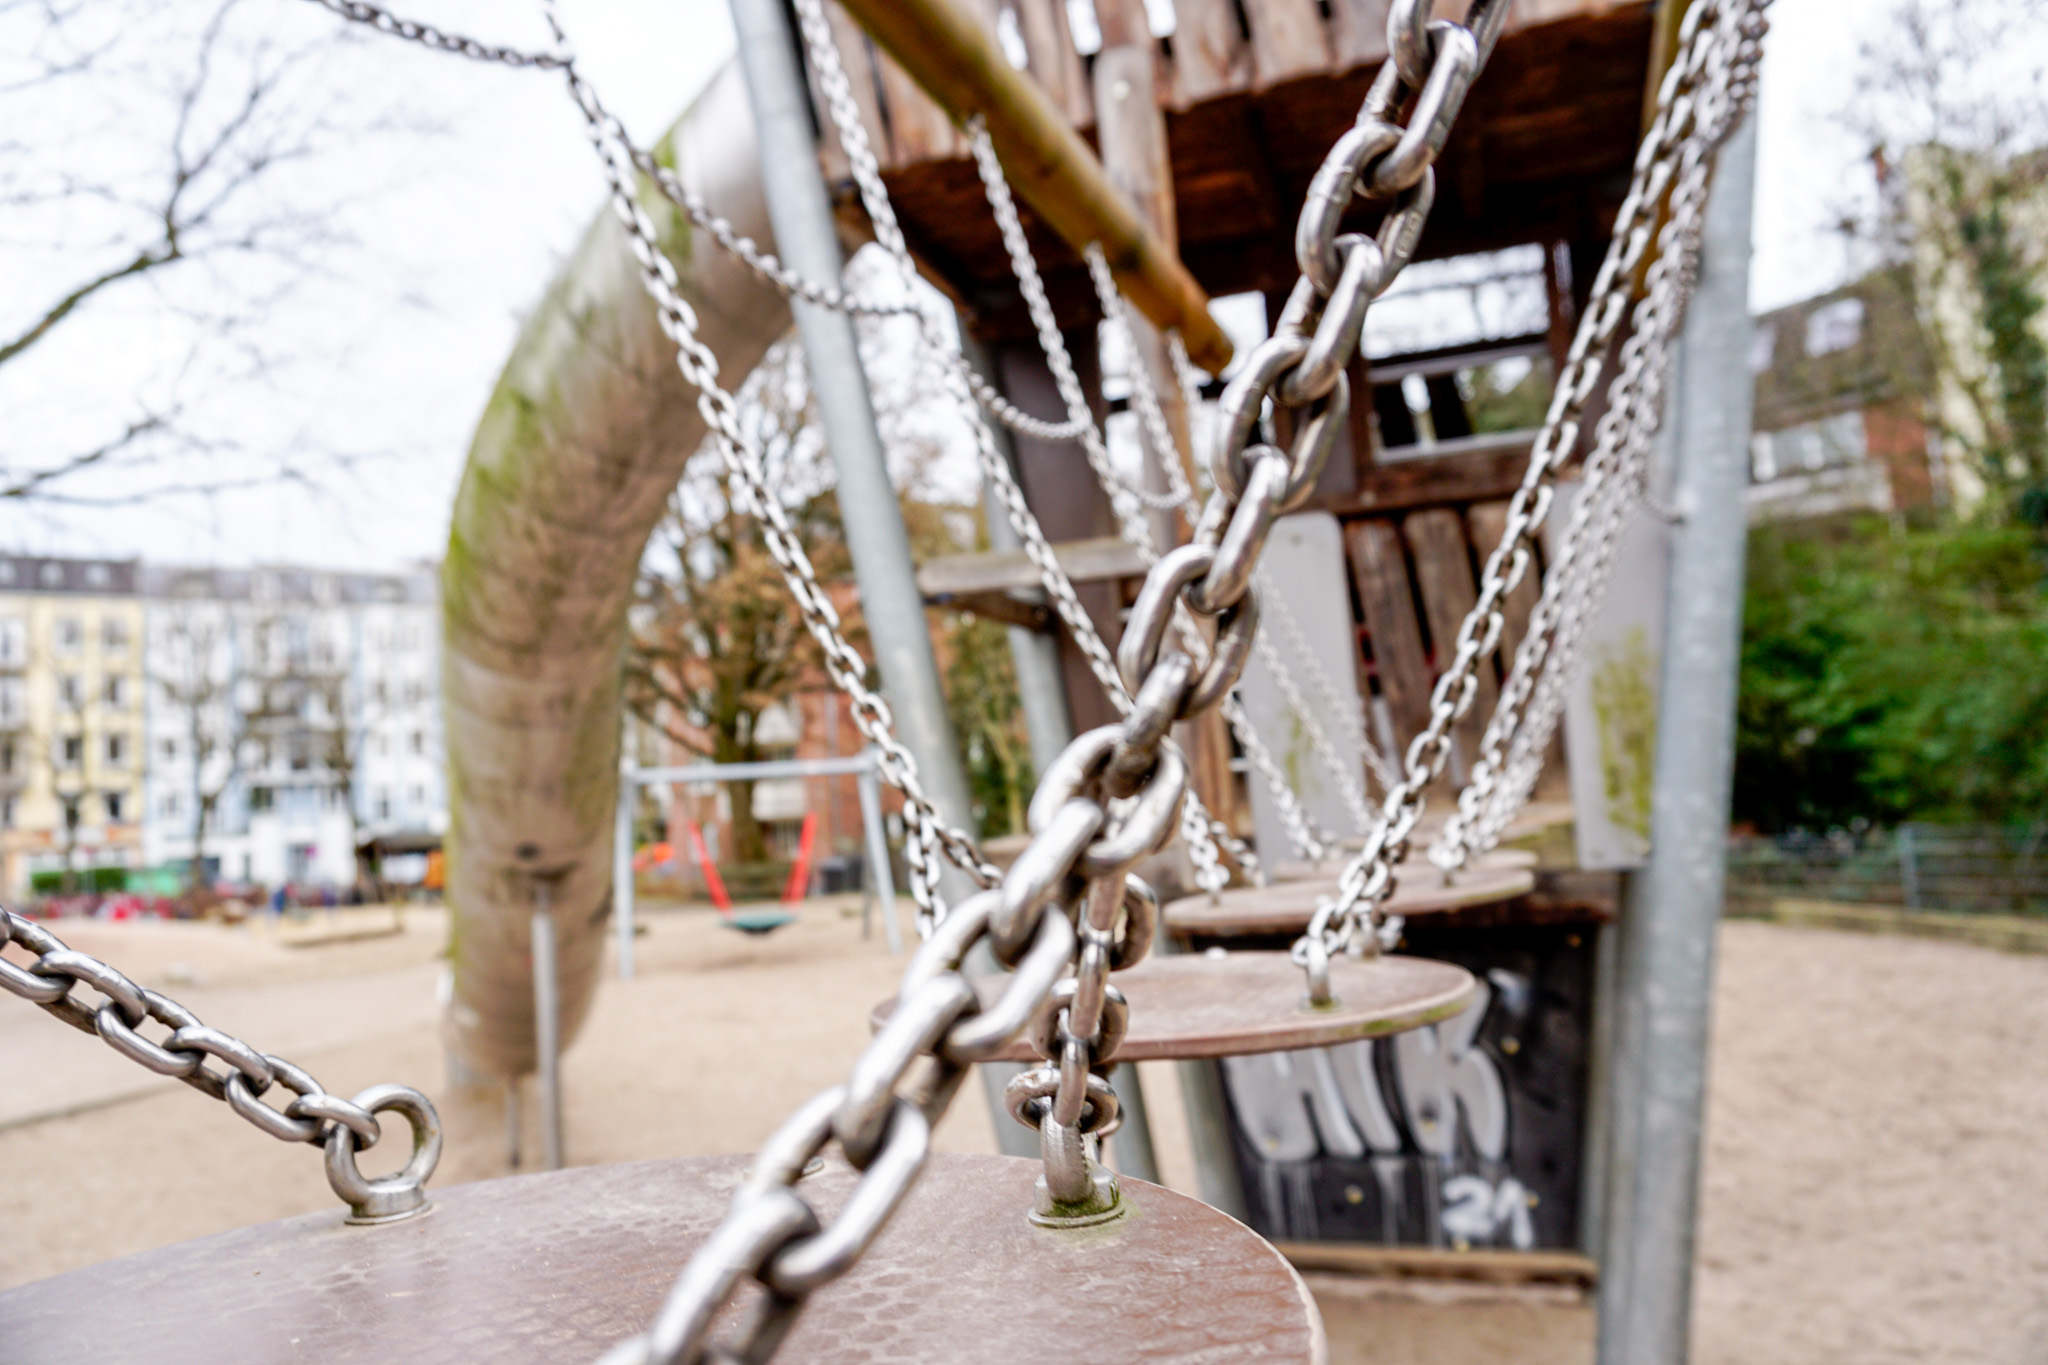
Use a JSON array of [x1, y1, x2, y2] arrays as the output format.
[[882, 951, 1473, 1062], [0, 1155, 1328, 1364], [1166, 860, 1538, 938]]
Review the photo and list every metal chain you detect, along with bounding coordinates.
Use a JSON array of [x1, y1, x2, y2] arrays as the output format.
[[1431, 0, 1768, 870], [528, 3, 999, 929], [968, 138, 1322, 873], [0, 907, 442, 1221], [1084, 243, 1399, 819], [1295, 0, 1772, 999], [784, 0, 1252, 892], [295, 0, 1006, 929]]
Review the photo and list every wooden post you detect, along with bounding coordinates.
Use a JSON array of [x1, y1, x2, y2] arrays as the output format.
[[1092, 0, 1241, 842]]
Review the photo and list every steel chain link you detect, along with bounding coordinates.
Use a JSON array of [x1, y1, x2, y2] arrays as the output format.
[[1430, 0, 1768, 871], [1295, 0, 1772, 998], [0, 907, 441, 1219]]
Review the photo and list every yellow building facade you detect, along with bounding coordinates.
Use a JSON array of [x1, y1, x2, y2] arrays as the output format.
[[0, 556, 146, 898]]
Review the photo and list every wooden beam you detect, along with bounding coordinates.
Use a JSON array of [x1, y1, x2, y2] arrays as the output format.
[[831, 0, 1235, 370], [916, 535, 1148, 598]]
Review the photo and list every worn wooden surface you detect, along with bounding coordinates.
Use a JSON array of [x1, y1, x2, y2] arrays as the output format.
[[0, 1156, 1329, 1363], [832, 2, 1656, 350], [1344, 518, 1434, 751], [1164, 859, 1539, 937]]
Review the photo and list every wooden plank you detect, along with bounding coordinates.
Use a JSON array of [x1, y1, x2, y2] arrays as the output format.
[[1466, 501, 1539, 671], [1167, 0, 1252, 106], [917, 535, 1149, 597], [1009, 0, 1092, 126], [1277, 1242, 1600, 1286], [1343, 519, 1434, 754], [1242, 0, 1332, 88], [1325, 0, 1391, 69], [871, 43, 964, 165], [1404, 508, 1497, 772]]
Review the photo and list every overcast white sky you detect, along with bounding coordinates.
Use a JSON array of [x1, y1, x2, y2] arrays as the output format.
[[0, 0, 1898, 571]]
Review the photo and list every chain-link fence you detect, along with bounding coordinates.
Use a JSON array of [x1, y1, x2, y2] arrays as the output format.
[[1726, 824, 2048, 917]]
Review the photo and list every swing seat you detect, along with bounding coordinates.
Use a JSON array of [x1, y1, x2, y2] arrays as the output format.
[[722, 908, 798, 935]]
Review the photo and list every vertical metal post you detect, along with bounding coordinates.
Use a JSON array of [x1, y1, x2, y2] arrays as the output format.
[[958, 328, 1079, 780], [1596, 118, 1757, 1365], [505, 1076, 522, 1171], [615, 753, 637, 980], [531, 886, 564, 1172], [1899, 823, 1920, 910], [854, 762, 903, 954], [726, 0, 977, 841]]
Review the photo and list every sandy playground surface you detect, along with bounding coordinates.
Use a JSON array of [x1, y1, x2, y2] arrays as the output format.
[[5, 900, 2048, 1363]]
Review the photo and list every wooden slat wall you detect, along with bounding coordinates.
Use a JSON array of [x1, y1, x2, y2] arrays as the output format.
[[1167, 0, 1251, 107], [1344, 520, 1435, 753], [1011, 0, 1093, 127], [834, 0, 1628, 171], [1405, 508, 1497, 774]]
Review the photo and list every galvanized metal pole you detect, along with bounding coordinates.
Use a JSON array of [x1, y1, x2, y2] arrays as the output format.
[[1596, 117, 1757, 1365], [726, 0, 977, 843], [854, 765, 903, 954], [531, 890, 564, 1171], [615, 752, 637, 980]]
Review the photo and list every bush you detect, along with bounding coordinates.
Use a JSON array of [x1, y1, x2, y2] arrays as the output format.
[[1736, 516, 2048, 831]]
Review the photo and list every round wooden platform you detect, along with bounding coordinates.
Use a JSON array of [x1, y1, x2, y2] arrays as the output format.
[[0, 1155, 1326, 1364], [1164, 857, 1536, 938], [876, 951, 1473, 1062]]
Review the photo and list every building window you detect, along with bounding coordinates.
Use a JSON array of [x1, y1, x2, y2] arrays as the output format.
[[0, 677, 22, 726], [409, 730, 424, 754], [161, 737, 177, 760], [0, 796, 15, 828], [0, 618, 25, 668], [54, 617, 82, 655], [104, 791, 125, 823], [376, 789, 392, 820], [249, 787, 274, 812], [1804, 298, 1864, 357], [408, 784, 425, 809], [101, 618, 128, 651], [105, 734, 126, 766], [103, 674, 126, 708], [61, 797, 80, 830], [58, 673, 82, 707], [61, 735, 82, 767], [0, 739, 13, 775], [162, 792, 181, 818], [1748, 322, 1777, 375]]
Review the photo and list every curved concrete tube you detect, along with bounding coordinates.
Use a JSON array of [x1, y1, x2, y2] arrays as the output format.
[[441, 62, 795, 1076]]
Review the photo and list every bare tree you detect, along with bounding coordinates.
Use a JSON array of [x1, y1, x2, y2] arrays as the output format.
[[150, 603, 251, 895], [0, 0, 429, 505], [1836, 0, 2048, 519]]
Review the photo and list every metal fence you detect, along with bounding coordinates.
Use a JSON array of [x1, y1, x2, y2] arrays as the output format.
[[1726, 824, 2048, 917]]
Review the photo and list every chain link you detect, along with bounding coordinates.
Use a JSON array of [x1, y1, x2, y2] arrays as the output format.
[[1429, 0, 1769, 872], [1, 907, 441, 1220], [1294, 0, 1772, 997]]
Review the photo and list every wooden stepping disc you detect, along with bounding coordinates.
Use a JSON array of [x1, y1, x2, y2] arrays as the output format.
[[875, 951, 1473, 1062], [0, 1154, 1325, 1364], [1164, 857, 1536, 938]]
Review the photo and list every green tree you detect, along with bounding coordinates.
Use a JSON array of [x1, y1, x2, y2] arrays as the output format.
[[1735, 515, 2048, 831]]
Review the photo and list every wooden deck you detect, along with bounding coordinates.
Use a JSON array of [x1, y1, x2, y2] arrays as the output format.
[[814, 0, 1655, 341]]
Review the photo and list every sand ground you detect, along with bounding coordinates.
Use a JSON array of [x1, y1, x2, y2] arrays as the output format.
[[5, 900, 2047, 1362]]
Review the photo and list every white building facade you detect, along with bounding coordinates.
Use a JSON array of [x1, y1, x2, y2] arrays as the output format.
[[140, 565, 444, 891]]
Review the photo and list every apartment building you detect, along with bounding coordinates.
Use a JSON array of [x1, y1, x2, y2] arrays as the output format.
[[140, 564, 445, 890], [0, 556, 147, 897]]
